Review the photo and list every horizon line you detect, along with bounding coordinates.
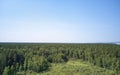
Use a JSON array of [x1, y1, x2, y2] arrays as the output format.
[[0, 41, 119, 44]]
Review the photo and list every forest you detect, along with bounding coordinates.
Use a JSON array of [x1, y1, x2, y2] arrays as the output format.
[[0, 43, 120, 75]]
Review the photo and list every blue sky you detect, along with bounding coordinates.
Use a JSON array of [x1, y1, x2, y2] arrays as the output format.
[[0, 0, 120, 43]]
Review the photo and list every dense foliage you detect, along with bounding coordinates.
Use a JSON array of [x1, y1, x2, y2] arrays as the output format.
[[0, 43, 120, 75]]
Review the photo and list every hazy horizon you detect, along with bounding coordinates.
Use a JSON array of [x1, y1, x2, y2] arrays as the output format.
[[0, 0, 120, 43]]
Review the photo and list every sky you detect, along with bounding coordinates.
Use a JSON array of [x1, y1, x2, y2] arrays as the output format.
[[0, 0, 120, 43]]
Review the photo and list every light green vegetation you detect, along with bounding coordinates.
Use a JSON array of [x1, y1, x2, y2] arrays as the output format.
[[18, 59, 117, 75]]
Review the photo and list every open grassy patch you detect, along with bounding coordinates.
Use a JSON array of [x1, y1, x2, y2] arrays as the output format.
[[35, 59, 117, 75]]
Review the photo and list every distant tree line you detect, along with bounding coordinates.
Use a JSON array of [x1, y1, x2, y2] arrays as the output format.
[[0, 43, 120, 75]]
